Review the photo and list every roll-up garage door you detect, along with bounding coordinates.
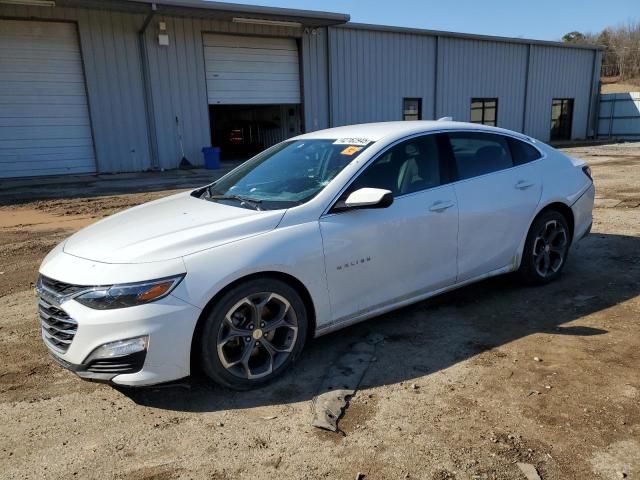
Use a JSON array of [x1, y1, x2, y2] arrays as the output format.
[[0, 20, 96, 178], [203, 34, 301, 105]]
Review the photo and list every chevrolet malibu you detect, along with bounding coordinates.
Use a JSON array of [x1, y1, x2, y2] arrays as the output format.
[[37, 121, 594, 389]]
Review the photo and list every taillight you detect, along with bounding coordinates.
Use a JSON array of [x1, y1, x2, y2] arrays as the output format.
[[582, 165, 593, 181]]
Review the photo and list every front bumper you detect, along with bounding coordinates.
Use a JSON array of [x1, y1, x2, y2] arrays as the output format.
[[39, 289, 202, 387], [48, 349, 147, 383]]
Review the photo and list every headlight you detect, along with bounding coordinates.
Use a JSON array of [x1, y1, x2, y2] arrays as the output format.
[[74, 275, 184, 310]]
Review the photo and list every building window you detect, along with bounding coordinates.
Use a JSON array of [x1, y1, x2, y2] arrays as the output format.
[[550, 98, 574, 141], [470, 98, 498, 126], [403, 98, 422, 121]]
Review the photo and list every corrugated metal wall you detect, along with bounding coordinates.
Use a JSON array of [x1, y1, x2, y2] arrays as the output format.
[[598, 92, 640, 139], [524, 45, 596, 141], [0, 3, 602, 177], [0, 3, 308, 173], [327, 27, 437, 126], [327, 26, 600, 142], [142, 17, 303, 170], [436, 38, 528, 132], [0, 3, 152, 173], [301, 27, 330, 131]]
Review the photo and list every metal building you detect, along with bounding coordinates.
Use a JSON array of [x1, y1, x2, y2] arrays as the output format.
[[0, 0, 602, 179]]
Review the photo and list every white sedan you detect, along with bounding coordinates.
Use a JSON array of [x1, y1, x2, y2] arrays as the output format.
[[37, 121, 594, 389]]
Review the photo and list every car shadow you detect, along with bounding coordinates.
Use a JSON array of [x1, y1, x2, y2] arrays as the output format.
[[120, 232, 639, 412]]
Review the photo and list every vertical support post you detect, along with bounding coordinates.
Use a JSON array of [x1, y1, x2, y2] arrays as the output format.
[[608, 96, 616, 139]]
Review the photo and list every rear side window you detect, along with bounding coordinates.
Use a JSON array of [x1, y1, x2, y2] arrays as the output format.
[[508, 137, 542, 165], [447, 132, 513, 180]]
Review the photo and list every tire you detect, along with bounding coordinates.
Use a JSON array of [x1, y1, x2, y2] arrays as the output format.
[[199, 278, 308, 390], [518, 210, 571, 285]]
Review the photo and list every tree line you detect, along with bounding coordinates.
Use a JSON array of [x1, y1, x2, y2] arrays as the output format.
[[563, 19, 640, 81]]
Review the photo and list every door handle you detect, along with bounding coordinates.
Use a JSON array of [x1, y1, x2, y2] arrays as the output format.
[[515, 180, 534, 190], [429, 200, 455, 212]]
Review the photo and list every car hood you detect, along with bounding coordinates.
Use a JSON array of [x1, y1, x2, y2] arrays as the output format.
[[63, 191, 286, 263]]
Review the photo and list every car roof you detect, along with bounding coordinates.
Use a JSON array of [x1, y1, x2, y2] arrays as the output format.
[[294, 121, 535, 144]]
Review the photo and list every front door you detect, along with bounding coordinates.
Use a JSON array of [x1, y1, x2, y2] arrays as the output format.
[[319, 134, 459, 323]]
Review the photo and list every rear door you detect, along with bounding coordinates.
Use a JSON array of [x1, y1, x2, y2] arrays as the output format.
[[447, 131, 542, 282]]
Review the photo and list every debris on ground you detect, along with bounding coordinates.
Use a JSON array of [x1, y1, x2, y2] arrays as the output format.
[[517, 462, 542, 480], [311, 333, 384, 432]]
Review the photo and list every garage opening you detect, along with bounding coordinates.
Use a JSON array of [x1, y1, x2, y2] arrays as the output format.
[[203, 33, 302, 161], [209, 104, 301, 160]]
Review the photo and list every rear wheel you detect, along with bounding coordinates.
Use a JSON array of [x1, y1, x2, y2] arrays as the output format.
[[199, 278, 307, 390], [518, 210, 571, 285]]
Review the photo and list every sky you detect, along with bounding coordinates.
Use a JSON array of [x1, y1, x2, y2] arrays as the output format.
[[222, 0, 637, 41]]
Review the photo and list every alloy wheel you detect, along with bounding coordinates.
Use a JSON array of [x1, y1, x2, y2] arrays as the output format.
[[532, 220, 568, 278], [216, 292, 298, 380]]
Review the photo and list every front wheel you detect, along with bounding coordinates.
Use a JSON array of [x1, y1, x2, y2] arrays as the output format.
[[518, 211, 571, 285], [199, 278, 308, 390]]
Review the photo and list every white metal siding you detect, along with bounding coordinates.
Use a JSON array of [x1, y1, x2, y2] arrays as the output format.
[[302, 27, 330, 132], [144, 17, 303, 170], [203, 33, 301, 105], [524, 46, 594, 141], [0, 20, 96, 178], [436, 37, 528, 132], [328, 27, 437, 126], [598, 92, 640, 139]]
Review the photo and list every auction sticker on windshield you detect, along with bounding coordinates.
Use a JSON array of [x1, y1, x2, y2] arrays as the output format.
[[340, 146, 363, 156], [333, 138, 371, 146]]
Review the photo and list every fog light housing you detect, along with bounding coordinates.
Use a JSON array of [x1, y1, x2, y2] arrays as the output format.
[[85, 336, 148, 363]]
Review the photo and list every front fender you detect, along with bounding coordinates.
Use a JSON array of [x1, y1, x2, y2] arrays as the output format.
[[177, 221, 331, 331]]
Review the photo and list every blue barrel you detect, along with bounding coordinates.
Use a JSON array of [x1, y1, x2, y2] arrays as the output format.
[[202, 147, 220, 169]]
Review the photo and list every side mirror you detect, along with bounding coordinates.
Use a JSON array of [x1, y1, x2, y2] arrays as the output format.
[[344, 188, 394, 209]]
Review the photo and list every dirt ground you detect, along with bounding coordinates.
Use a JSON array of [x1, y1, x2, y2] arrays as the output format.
[[1, 143, 639, 480]]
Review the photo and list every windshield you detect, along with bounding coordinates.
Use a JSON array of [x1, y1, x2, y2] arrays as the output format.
[[201, 139, 373, 210]]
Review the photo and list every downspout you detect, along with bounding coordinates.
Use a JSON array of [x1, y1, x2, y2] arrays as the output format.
[[522, 44, 531, 135], [326, 26, 334, 128], [139, 3, 160, 170]]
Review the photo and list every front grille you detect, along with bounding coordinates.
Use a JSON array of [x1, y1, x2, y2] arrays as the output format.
[[86, 351, 146, 375], [39, 299, 77, 354], [40, 275, 88, 297]]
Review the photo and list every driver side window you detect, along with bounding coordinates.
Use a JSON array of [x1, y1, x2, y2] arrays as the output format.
[[349, 134, 444, 196]]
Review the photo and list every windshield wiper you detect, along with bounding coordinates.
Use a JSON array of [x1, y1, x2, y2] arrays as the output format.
[[208, 194, 263, 211]]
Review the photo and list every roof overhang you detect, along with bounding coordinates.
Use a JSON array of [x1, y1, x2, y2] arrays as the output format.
[[53, 0, 350, 28]]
